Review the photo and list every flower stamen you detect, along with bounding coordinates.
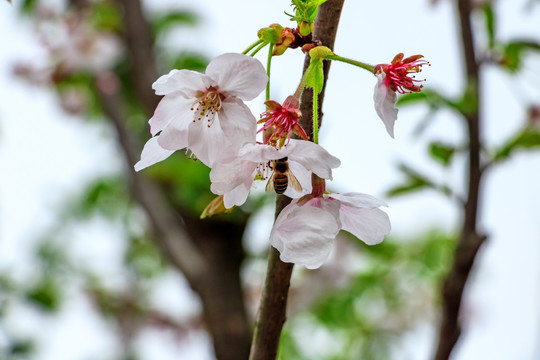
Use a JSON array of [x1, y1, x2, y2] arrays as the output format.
[[374, 53, 430, 94], [191, 86, 224, 127]]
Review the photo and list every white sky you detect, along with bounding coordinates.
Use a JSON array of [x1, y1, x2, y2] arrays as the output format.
[[1, 0, 540, 359]]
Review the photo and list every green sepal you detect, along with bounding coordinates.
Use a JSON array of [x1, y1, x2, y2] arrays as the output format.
[[304, 57, 324, 95]]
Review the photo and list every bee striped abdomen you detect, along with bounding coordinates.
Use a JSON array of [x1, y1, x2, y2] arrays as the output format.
[[273, 173, 289, 194]]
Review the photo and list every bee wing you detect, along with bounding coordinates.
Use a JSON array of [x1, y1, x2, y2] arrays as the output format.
[[287, 172, 303, 193], [265, 172, 275, 192]]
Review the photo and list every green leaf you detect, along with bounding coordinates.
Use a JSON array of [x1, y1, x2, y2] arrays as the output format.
[[77, 176, 130, 218], [304, 58, 324, 95], [90, 1, 123, 32], [170, 52, 208, 72], [494, 128, 540, 161], [386, 164, 433, 197], [397, 89, 462, 115], [26, 277, 62, 312], [20, 0, 37, 13], [482, 4, 496, 49], [429, 142, 455, 166], [502, 41, 540, 73], [152, 11, 198, 35]]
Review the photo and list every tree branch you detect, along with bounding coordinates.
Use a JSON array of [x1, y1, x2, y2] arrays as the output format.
[[95, 78, 208, 282], [249, 1, 345, 359], [434, 0, 486, 358]]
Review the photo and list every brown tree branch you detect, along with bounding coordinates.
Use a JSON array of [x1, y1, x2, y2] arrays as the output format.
[[118, 0, 160, 114], [249, 1, 345, 359], [434, 0, 486, 358], [96, 78, 208, 281]]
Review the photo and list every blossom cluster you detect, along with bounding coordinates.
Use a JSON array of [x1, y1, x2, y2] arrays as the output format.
[[135, 50, 427, 268]]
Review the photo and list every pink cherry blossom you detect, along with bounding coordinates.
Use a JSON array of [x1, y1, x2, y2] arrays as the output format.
[[135, 53, 268, 170], [373, 53, 429, 138], [270, 192, 391, 269], [209, 140, 341, 209]]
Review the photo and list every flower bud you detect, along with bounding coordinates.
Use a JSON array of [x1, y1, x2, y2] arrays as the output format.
[[200, 195, 232, 218], [308, 46, 333, 60], [298, 21, 311, 37], [257, 24, 282, 44]]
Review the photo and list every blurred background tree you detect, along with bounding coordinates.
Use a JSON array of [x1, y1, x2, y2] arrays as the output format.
[[1, 0, 539, 359]]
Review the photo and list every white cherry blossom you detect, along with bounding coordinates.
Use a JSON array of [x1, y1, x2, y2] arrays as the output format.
[[135, 53, 268, 170], [209, 140, 341, 209], [270, 192, 391, 269]]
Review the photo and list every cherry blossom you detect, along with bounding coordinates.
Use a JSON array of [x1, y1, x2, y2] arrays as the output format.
[[270, 192, 391, 269], [373, 53, 429, 138], [135, 53, 268, 170], [209, 140, 341, 209]]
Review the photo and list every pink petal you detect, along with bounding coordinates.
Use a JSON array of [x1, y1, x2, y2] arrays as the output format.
[[149, 93, 192, 136], [186, 119, 237, 166], [219, 98, 257, 147], [270, 200, 341, 269], [329, 192, 388, 209], [286, 140, 341, 180], [134, 137, 174, 171], [373, 74, 398, 138], [338, 203, 391, 245], [205, 53, 268, 101], [152, 69, 210, 97]]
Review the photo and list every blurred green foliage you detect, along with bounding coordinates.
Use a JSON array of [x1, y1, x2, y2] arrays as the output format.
[[279, 232, 456, 360]]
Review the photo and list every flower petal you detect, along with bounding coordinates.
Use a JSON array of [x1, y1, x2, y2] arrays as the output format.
[[329, 192, 388, 209], [152, 69, 210, 97], [373, 74, 398, 138], [270, 200, 341, 269], [149, 93, 192, 136], [134, 136, 175, 171], [219, 98, 257, 146], [222, 183, 251, 209], [285, 140, 341, 180], [205, 53, 268, 101], [210, 158, 257, 195], [186, 119, 236, 166], [338, 202, 391, 245]]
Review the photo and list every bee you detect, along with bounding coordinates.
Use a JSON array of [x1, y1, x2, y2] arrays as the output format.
[[266, 157, 302, 194]]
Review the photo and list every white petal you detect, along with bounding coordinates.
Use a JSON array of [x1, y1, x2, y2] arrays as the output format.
[[223, 183, 251, 209], [210, 158, 257, 194], [329, 192, 388, 209], [219, 98, 257, 146], [270, 201, 340, 269], [338, 202, 391, 245], [285, 140, 341, 180], [205, 53, 268, 101], [152, 69, 210, 97], [134, 136, 175, 171], [237, 142, 283, 163], [149, 93, 192, 136], [186, 119, 237, 166], [373, 74, 398, 138]]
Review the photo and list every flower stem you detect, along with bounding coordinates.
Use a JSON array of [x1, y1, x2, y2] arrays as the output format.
[[266, 43, 274, 101], [250, 41, 268, 57], [326, 54, 375, 73], [312, 89, 319, 144], [243, 39, 264, 55]]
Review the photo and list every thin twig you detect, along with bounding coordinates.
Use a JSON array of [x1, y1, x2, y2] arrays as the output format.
[[434, 0, 486, 358]]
